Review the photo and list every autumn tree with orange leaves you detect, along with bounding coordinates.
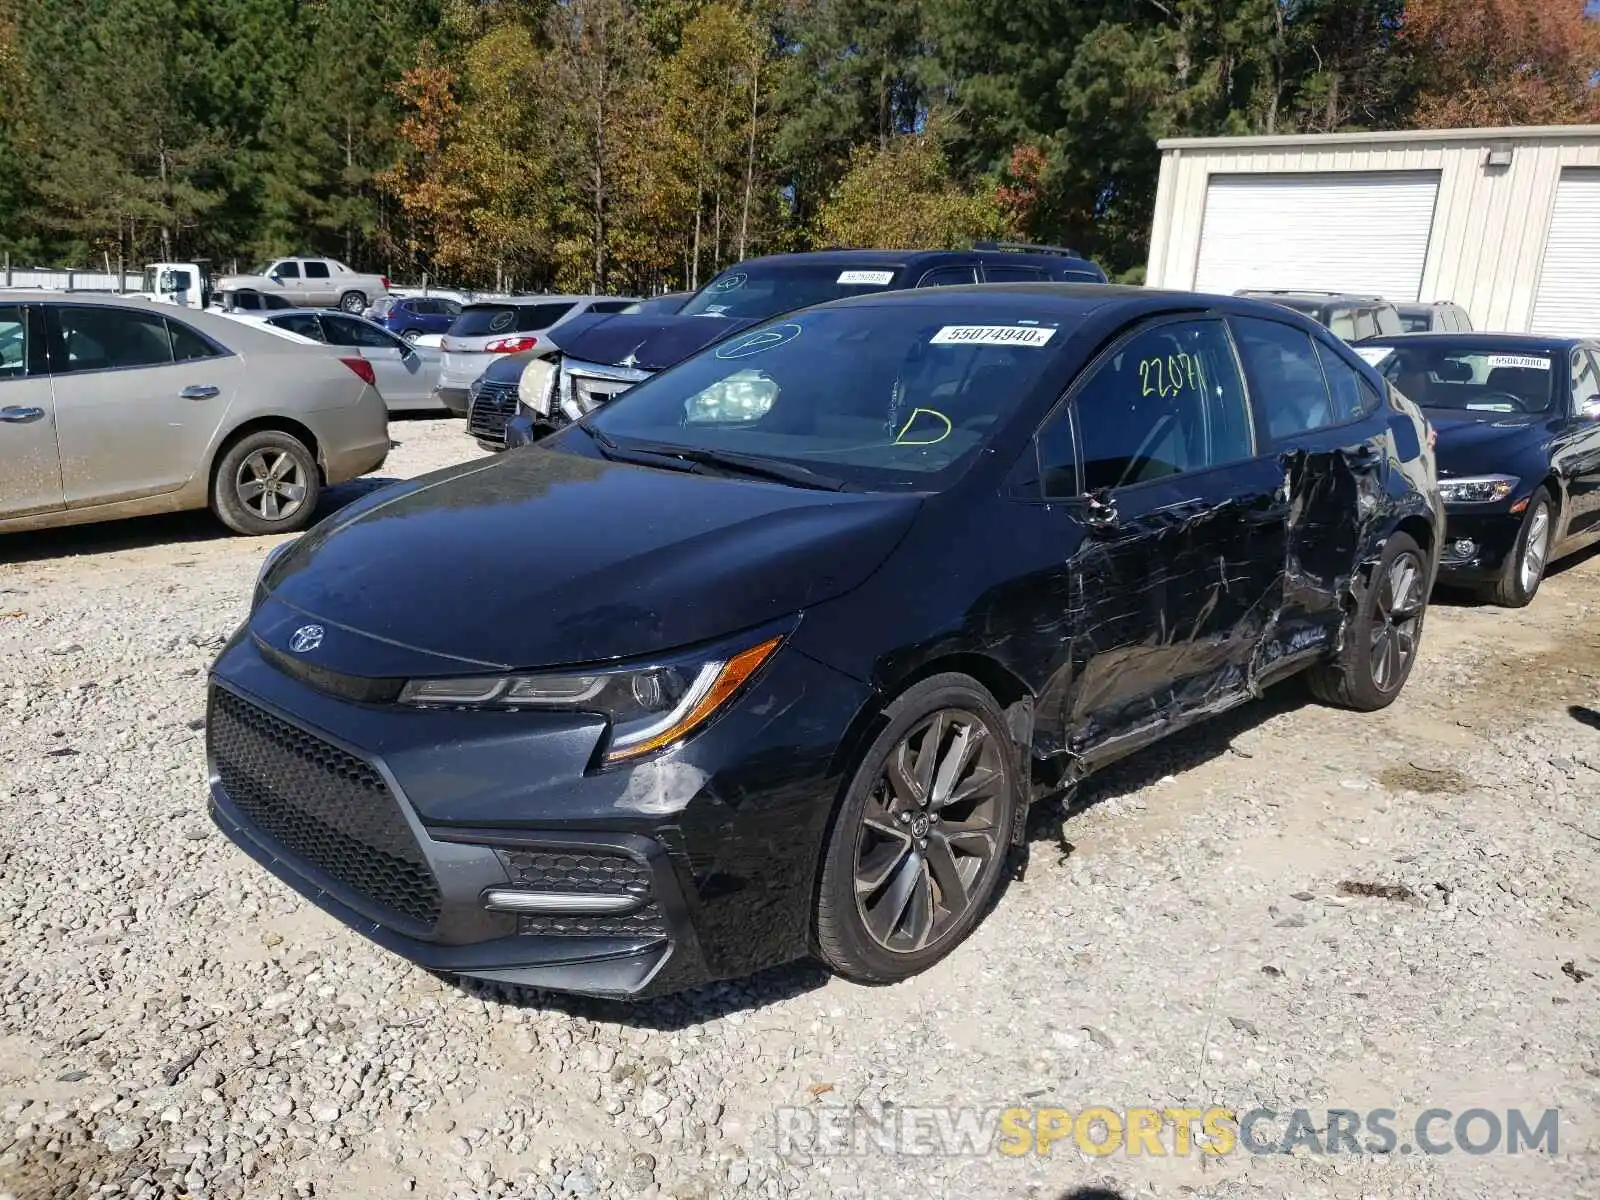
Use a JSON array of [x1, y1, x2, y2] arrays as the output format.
[[1402, 0, 1600, 126]]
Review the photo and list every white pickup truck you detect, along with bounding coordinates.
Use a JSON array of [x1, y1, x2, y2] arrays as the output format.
[[214, 257, 392, 314]]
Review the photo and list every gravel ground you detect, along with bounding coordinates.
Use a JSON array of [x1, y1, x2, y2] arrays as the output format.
[[1, 415, 1597, 1200]]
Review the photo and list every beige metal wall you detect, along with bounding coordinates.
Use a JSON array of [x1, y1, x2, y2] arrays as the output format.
[[1146, 127, 1600, 333]]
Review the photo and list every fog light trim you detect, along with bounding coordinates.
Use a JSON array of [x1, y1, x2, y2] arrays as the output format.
[[482, 889, 643, 916]]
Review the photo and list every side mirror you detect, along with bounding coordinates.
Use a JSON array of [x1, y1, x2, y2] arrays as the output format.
[[1582, 394, 1600, 420], [1077, 489, 1121, 534]]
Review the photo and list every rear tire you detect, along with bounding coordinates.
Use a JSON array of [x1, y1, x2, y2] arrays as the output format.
[[814, 674, 1021, 985], [1306, 531, 1427, 711], [1483, 488, 1551, 608], [402, 328, 422, 343], [211, 430, 321, 536], [339, 291, 368, 314]]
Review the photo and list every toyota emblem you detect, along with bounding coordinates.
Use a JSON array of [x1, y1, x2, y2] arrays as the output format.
[[289, 624, 324, 654]]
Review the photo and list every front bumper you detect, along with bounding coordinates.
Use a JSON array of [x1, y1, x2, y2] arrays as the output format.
[[1434, 509, 1524, 582], [205, 629, 869, 998]]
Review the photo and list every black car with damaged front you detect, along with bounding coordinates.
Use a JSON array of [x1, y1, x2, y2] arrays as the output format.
[[1358, 333, 1600, 606], [497, 245, 1107, 450], [208, 285, 1441, 1000]]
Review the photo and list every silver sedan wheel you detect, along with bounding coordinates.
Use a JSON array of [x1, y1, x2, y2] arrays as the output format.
[[1520, 503, 1550, 595], [1370, 550, 1425, 693], [853, 709, 1004, 954], [235, 449, 308, 523]]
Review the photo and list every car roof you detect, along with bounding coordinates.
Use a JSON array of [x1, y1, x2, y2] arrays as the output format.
[[0, 290, 171, 306], [463, 294, 620, 306], [1394, 301, 1460, 313], [1362, 331, 1589, 351], [1238, 289, 1388, 307], [729, 247, 1098, 271], [814, 282, 1330, 326]]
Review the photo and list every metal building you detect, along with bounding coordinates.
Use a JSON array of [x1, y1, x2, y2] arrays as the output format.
[[1145, 125, 1600, 336]]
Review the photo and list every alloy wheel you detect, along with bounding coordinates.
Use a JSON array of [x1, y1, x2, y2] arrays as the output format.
[[1520, 504, 1550, 595], [852, 709, 1005, 954], [235, 449, 308, 523], [1369, 550, 1425, 692]]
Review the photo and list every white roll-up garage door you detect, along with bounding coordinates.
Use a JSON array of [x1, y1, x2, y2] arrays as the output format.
[[1529, 169, 1600, 337], [1193, 172, 1440, 301]]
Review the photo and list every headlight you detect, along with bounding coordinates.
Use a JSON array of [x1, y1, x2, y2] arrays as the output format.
[[398, 633, 784, 764], [1438, 474, 1518, 504], [519, 355, 558, 418]]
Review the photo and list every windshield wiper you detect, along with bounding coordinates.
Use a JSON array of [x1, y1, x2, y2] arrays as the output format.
[[576, 424, 847, 491], [620, 441, 848, 491]]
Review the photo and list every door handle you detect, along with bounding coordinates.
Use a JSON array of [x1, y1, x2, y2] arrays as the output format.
[[0, 405, 44, 423], [181, 385, 221, 400]]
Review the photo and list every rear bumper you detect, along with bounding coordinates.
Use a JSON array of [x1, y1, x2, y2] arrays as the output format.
[[434, 387, 470, 417]]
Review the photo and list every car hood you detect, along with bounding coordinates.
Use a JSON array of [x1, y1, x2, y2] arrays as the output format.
[[255, 447, 921, 674], [554, 313, 758, 371], [1427, 410, 1551, 478]]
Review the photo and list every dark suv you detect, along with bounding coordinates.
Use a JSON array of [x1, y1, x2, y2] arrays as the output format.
[[210, 284, 1442, 999], [492, 243, 1107, 448], [1237, 290, 1403, 343]]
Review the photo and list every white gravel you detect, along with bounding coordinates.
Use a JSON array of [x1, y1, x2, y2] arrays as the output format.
[[1, 415, 1597, 1199]]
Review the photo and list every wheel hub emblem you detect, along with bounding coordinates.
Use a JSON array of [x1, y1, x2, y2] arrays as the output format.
[[288, 624, 324, 653], [909, 812, 931, 839]]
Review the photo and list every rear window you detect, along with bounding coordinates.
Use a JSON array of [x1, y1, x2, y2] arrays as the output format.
[[1400, 313, 1431, 333], [450, 303, 576, 336]]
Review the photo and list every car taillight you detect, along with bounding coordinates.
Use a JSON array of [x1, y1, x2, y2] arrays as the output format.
[[340, 356, 376, 386], [485, 336, 538, 353], [381, 276, 390, 291]]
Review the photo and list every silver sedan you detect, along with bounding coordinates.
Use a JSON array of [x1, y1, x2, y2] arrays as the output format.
[[0, 292, 390, 536], [255, 309, 445, 412]]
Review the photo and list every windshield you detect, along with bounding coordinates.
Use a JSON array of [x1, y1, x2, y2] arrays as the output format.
[[585, 305, 1069, 489], [1365, 344, 1557, 414], [677, 263, 903, 321], [250, 262, 276, 277], [1399, 313, 1431, 333], [450, 302, 575, 337]]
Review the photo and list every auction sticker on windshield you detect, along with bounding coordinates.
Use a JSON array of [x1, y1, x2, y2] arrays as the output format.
[[1353, 347, 1394, 366], [931, 325, 1056, 348], [838, 270, 895, 285], [1487, 354, 1551, 370]]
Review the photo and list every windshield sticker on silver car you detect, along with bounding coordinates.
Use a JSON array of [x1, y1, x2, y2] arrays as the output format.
[[838, 270, 895, 285], [1486, 354, 1550, 370], [715, 323, 803, 360], [931, 325, 1055, 348]]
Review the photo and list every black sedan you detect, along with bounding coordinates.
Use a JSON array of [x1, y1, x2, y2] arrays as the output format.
[[208, 285, 1441, 999], [1358, 332, 1600, 606]]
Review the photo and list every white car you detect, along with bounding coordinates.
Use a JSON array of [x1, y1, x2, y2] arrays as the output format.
[[250, 310, 445, 413], [435, 295, 637, 415]]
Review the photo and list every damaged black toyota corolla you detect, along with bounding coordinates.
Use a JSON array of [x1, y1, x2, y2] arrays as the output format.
[[208, 285, 1443, 999]]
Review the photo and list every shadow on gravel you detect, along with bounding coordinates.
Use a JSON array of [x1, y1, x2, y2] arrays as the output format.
[[1058, 1190, 1130, 1200], [448, 959, 832, 1030], [1569, 704, 1600, 732]]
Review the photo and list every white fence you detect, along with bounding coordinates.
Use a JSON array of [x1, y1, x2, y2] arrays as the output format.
[[2, 267, 144, 292]]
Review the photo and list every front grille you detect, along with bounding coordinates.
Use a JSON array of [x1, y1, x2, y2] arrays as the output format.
[[496, 848, 666, 938], [209, 687, 442, 927], [467, 380, 519, 445]]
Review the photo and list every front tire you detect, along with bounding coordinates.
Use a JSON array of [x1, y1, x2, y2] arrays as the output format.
[[1483, 488, 1551, 608], [814, 674, 1021, 984], [211, 430, 321, 536], [339, 290, 368, 314], [1306, 531, 1427, 711]]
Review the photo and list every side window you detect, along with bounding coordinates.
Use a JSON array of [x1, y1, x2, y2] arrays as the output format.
[[323, 316, 398, 349], [53, 306, 174, 373], [1570, 350, 1600, 412], [983, 265, 1047, 283], [917, 266, 978, 286], [167, 319, 221, 362], [303, 261, 330, 280], [1327, 311, 1358, 341], [275, 261, 301, 280], [1313, 340, 1367, 422], [0, 305, 28, 378], [588, 300, 635, 314], [273, 313, 325, 341], [1050, 319, 1253, 496], [1232, 316, 1341, 440], [1373, 307, 1403, 337]]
